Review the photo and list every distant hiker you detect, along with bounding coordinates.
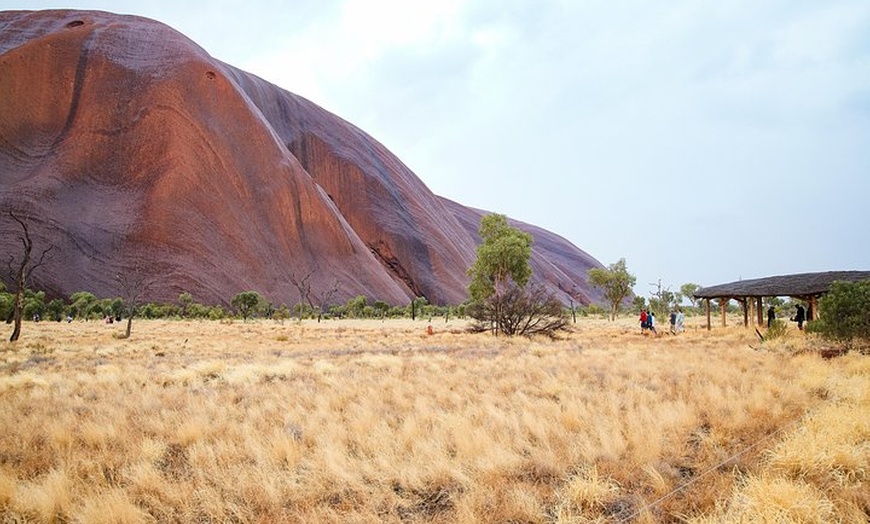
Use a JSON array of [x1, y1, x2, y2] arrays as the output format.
[[639, 309, 648, 333], [669, 311, 677, 334], [676, 309, 684, 333], [795, 305, 806, 330], [648, 311, 658, 336], [767, 306, 775, 328]]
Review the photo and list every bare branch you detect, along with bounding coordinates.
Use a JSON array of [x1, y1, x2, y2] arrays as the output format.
[[115, 263, 156, 338], [6, 211, 53, 342], [24, 245, 53, 283]]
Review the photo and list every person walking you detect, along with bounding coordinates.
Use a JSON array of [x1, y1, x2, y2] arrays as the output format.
[[639, 309, 648, 334], [767, 306, 775, 328], [795, 304, 806, 330], [648, 311, 658, 336], [669, 310, 677, 335]]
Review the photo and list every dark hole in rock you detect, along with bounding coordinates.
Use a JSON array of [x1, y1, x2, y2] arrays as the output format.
[[206, 71, 216, 80], [66, 20, 85, 28]]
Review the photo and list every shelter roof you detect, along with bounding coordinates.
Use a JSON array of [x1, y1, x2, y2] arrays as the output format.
[[693, 271, 870, 299]]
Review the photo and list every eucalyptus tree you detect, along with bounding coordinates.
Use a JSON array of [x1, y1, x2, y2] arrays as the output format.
[[587, 258, 636, 321]]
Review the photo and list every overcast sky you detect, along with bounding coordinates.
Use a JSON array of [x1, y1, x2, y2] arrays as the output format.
[[10, 1, 870, 298]]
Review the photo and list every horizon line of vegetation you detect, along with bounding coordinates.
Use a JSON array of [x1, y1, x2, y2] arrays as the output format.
[[0, 285, 626, 323]]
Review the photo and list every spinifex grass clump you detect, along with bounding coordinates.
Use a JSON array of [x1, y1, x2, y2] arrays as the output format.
[[0, 317, 864, 523]]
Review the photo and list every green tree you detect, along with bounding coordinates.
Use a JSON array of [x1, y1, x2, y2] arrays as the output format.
[[68, 291, 97, 319], [346, 295, 368, 318], [178, 292, 193, 318], [410, 296, 428, 320], [631, 295, 647, 314], [109, 298, 124, 319], [207, 305, 227, 320], [373, 300, 390, 318], [0, 292, 12, 323], [680, 283, 700, 308], [46, 298, 66, 321], [273, 304, 292, 323], [807, 280, 870, 350], [22, 290, 46, 320], [231, 291, 262, 322], [466, 214, 564, 336], [467, 214, 533, 330], [587, 258, 636, 321]]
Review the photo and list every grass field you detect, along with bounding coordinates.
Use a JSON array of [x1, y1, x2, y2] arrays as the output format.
[[0, 316, 867, 523]]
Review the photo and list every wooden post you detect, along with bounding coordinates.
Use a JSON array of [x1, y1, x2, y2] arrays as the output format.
[[743, 297, 755, 327], [706, 298, 711, 331], [721, 299, 727, 327], [756, 297, 764, 327], [808, 296, 816, 321], [742, 298, 749, 327], [814, 295, 822, 319]]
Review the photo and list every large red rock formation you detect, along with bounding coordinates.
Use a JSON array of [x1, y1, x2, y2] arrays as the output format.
[[0, 9, 604, 307]]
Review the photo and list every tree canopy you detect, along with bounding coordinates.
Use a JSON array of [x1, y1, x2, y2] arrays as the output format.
[[467, 214, 533, 303], [807, 280, 870, 350], [680, 283, 700, 307], [587, 258, 636, 321], [231, 291, 263, 322], [465, 214, 566, 337]]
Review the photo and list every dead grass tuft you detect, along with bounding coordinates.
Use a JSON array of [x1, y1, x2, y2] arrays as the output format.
[[0, 317, 864, 522]]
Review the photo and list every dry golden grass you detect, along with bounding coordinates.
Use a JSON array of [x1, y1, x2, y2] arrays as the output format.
[[0, 315, 866, 523]]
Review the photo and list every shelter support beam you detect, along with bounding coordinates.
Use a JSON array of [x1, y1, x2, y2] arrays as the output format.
[[721, 299, 727, 328], [756, 297, 763, 326], [747, 298, 752, 327], [705, 299, 711, 331], [737, 298, 748, 327]]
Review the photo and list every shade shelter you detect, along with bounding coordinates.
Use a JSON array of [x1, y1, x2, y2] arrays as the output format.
[[693, 271, 870, 330]]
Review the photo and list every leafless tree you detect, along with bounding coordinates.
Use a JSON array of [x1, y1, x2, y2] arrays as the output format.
[[312, 279, 339, 322], [558, 282, 587, 324], [289, 270, 339, 323], [6, 212, 53, 342], [115, 264, 154, 338], [288, 270, 313, 321]]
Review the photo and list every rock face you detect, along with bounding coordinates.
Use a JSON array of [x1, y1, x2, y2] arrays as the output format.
[[0, 10, 604, 307]]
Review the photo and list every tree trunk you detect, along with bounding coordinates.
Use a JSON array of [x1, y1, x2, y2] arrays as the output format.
[[125, 316, 132, 338], [9, 257, 28, 342], [8, 212, 53, 342], [9, 285, 23, 342]]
